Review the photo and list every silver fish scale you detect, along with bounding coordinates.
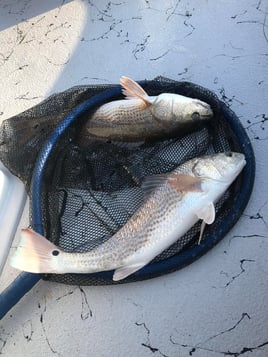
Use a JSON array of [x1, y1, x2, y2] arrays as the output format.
[[89, 100, 153, 125], [64, 180, 183, 271], [86, 100, 166, 140]]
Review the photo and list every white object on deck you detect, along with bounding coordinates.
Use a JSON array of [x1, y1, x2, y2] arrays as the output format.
[[0, 162, 26, 274]]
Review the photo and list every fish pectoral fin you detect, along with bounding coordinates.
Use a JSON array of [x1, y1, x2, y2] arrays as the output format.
[[195, 202, 215, 224], [142, 173, 202, 199], [120, 76, 152, 105], [113, 262, 147, 281], [141, 174, 169, 198], [167, 173, 203, 193]]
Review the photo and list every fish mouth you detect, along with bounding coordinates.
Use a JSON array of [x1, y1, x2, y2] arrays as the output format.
[[191, 109, 213, 121], [234, 157, 246, 175], [199, 112, 213, 121], [201, 114, 213, 119], [197, 101, 213, 118], [221, 152, 246, 178], [220, 155, 246, 183], [200, 107, 214, 120]]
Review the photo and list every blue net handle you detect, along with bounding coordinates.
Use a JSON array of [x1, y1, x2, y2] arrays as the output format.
[[0, 86, 122, 320]]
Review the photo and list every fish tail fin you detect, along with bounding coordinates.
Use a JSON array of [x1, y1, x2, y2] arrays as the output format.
[[10, 228, 63, 273], [120, 76, 152, 105]]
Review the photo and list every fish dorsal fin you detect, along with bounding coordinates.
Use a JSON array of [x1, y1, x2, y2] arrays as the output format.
[[113, 262, 148, 281], [167, 173, 203, 193], [120, 76, 152, 105]]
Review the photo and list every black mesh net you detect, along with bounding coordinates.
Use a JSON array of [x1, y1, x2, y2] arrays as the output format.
[[0, 77, 251, 285]]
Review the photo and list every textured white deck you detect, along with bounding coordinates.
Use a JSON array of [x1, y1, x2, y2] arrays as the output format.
[[0, 1, 268, 356]]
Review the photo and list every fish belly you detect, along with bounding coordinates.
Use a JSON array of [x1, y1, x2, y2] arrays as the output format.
[[117, 200, 198, 268], [61, 187, 190, 273], [93, 189, 198, 270]]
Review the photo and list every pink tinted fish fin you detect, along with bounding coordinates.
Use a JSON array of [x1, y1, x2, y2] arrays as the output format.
[[10, 228, 63, 274], [113, 262, 147, 281], [142, 173, 202, 199], [120, 76, 152, 105], [141, 173, 169, 197], [167, 173, 203, 193]]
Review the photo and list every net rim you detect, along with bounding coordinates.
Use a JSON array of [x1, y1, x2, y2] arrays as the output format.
[[30, 79, 255, 284]]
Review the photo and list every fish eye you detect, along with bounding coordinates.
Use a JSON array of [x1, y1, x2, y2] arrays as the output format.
[[52, 250, 60, 256], [191, 112, 200, 121]]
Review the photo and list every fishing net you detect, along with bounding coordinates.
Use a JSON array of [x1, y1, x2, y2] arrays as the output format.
[[0, 77, 255, 285]]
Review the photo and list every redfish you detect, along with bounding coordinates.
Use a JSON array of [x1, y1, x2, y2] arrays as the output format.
[[85, 76, 213, 141], [10, 152, 245, 281]]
